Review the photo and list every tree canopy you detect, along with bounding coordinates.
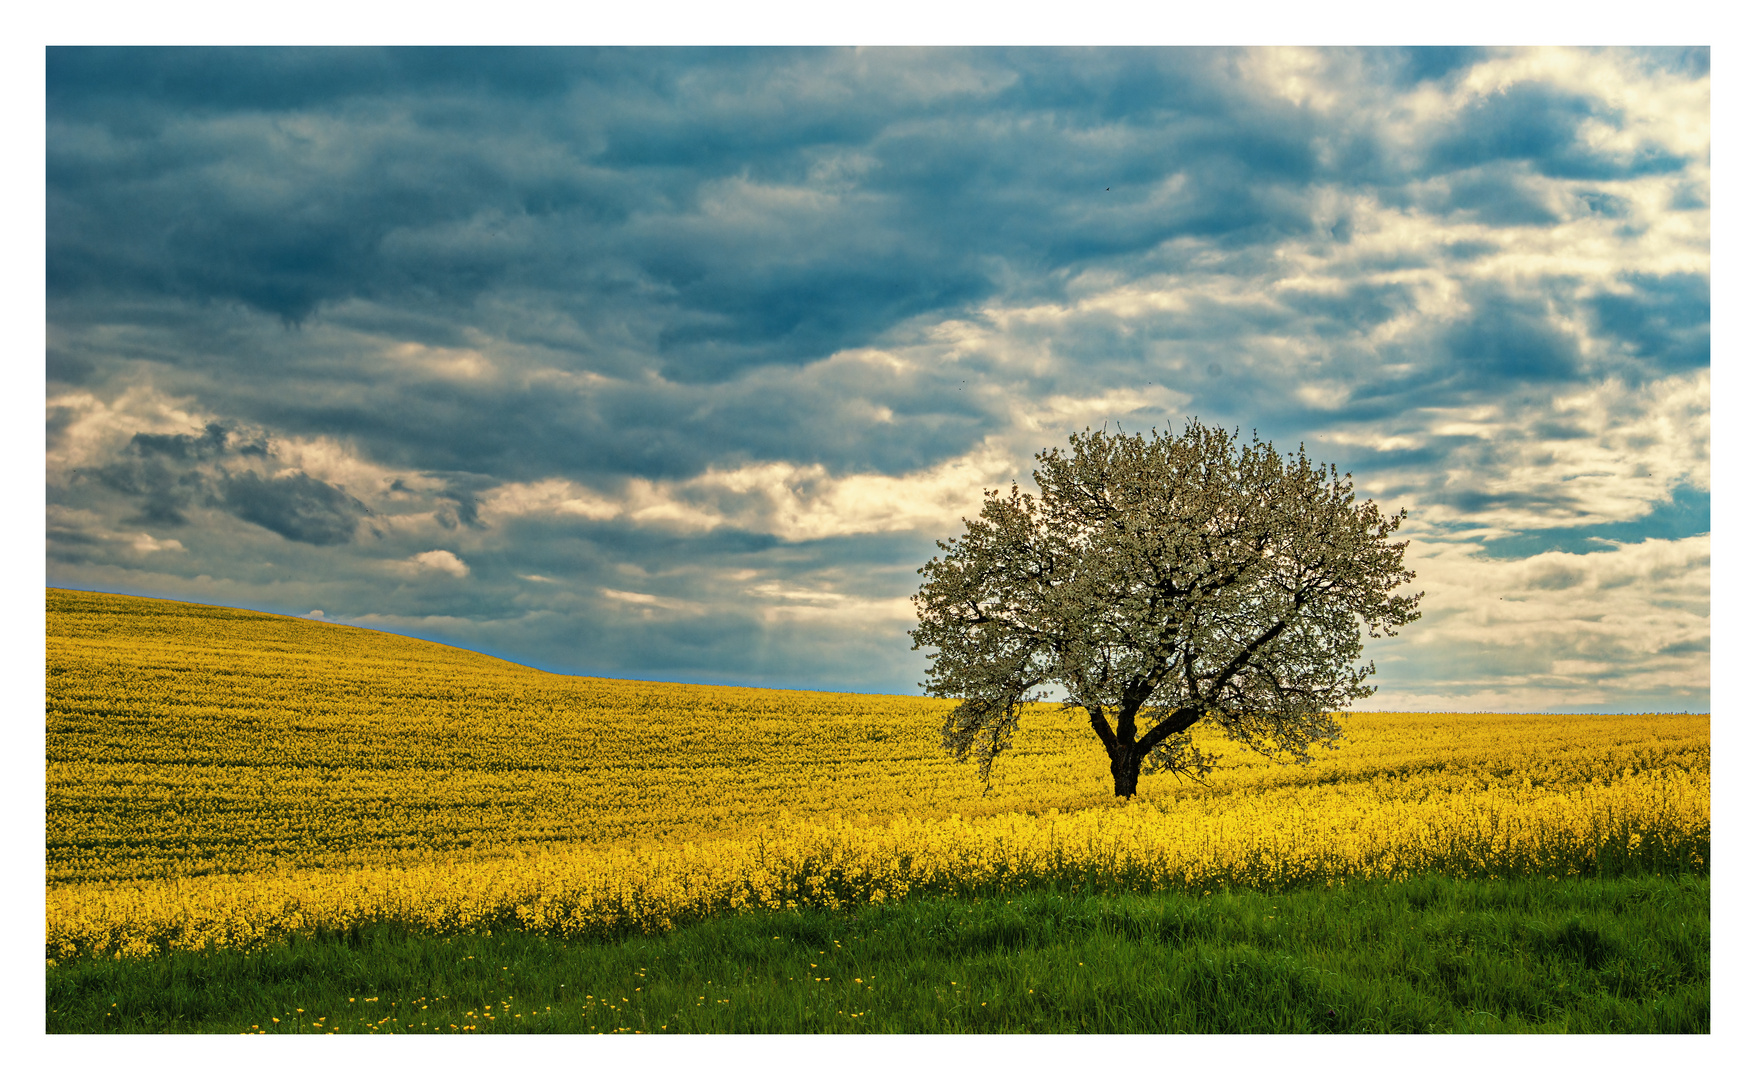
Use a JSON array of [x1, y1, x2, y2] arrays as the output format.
[[911, 421, 1423, 797]]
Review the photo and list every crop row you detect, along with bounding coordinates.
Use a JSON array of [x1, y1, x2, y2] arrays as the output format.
[[48, 766, 1706, 959]]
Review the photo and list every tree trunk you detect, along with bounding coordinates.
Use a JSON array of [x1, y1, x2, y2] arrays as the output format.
[[1110, 747, 1142, 797]]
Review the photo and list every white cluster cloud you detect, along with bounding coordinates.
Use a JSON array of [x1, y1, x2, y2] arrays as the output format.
[[45, 387, 211, 485], [1459, 49, 1710, 159], [742, 580, 918, 626], [1344, 369, 1709, 531], [1371, 533, 1708, 711], [404, 550, 470, 578], [600, 588, 705, 615], [46, 385, 403, 501], [480, 438, 1018, 543], [47, 505, 185, 555]]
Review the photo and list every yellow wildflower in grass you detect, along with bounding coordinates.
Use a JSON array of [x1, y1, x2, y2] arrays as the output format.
[[45, 589, 1708, 958]]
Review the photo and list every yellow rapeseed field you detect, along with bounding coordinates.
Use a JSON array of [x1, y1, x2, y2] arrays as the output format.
[[46, 588, 1709, 959]]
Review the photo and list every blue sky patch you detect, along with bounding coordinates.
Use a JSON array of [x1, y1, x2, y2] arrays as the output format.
[[1473, 486, 1709, 559]]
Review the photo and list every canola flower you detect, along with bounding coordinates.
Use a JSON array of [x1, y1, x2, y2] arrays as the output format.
[[48, 767, 1706, 960], [45, 589, 1709, 959]]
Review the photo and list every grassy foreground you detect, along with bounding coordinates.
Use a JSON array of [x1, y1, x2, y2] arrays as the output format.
[[47, 871, 1707, 1034]]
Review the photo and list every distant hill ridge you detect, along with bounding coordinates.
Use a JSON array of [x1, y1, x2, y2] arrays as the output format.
[[47, 587, 562, 680]]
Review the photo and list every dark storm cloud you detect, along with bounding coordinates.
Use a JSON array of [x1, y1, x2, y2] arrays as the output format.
[[1426, 81, 1686, 180], [47, 45, 1695, 392], [425, 476, 492, 531], [1586, 273, 1710, 373], [48, 43, 1678, 476], [86, 422, 244, 524], [1388, 47, 1490, 86], [47, 47, 1339, 384], [1278, 282, 1415, 332], [45, 346, 97, 387], [219, 471, 370, 546], [1440, 287, 1584, 384], [46, 46, 580, 114], [230, 359, 979, 484], [49, 47, 629, 325], [1432, 165, 1566, 226], [130, 423, 267, 461], [83, 421, 368, 544]]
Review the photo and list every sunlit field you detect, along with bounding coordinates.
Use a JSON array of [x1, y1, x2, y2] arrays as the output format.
[[47, 588, 1708, 965]]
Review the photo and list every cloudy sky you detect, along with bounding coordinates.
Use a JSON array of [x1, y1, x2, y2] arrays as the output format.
[[44, 46, 1710, 711]]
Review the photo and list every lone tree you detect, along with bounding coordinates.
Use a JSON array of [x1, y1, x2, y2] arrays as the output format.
[[911, 421, 1422, 798]]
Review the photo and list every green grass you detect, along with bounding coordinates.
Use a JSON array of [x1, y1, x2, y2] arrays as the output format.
[[46, 871, 1708, 1034]]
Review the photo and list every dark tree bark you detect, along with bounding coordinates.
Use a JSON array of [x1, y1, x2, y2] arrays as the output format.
[[1110, 748, 1142, 797], [1103, 706, 1200, 797]]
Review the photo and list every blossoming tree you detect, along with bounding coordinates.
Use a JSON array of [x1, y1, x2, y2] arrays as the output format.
[[912, 421, 1423, 797]]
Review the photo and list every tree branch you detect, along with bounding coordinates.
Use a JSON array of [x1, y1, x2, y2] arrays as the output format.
[[1203, 616, 1290, 692], [1087, 705, 1118, 755], [1134, 705, 1204, 757]]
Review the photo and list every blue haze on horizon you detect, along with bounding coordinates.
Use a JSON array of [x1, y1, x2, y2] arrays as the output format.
[[46, 46, 1710, 711]]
